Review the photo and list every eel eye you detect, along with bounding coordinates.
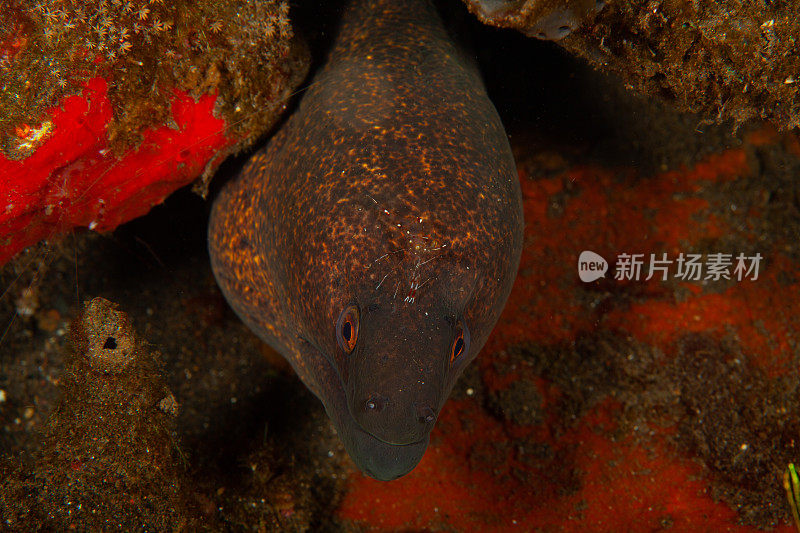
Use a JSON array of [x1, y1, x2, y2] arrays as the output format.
[[337, 305, 359, 353], [450, 322, 470, 364]]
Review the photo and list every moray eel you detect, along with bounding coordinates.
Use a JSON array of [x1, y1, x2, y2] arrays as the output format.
[[208, 0, 523, 480]]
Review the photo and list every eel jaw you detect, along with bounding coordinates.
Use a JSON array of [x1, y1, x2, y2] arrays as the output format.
[[300, 340, 431, 480], [345, 425, 430, 481], [327, 366, 430, 481]]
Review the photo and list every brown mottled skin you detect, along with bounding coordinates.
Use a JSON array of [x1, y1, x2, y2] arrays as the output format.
[[208, 0, 523, 480]]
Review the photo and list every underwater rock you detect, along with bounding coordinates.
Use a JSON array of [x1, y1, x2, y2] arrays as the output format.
[[75, 296, 139, 373], [464, 0, 800, 131], [561, 1, 800, 130], [0, 0, 309, 266], [0, 297, 200, 530], [462, 0, 605, 40]]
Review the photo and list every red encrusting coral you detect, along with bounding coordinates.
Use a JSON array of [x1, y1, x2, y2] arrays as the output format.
[[494, 147, 750, 349], [338, 397, 772, 531], [0, 78, 234, 265]]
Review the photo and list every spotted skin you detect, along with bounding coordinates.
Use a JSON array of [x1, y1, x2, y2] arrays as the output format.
[[208, 0, 523, 480]]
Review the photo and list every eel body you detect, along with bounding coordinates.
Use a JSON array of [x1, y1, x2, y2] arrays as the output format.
[[208, 0, 523, 480]]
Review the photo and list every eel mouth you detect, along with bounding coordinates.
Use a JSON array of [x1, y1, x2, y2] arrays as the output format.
[[304, 342, 431, 480], [346, 421, 430, 481], [351, 413, 429, 448]]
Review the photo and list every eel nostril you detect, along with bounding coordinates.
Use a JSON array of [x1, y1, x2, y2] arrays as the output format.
[[365, 395, 387, 413], [417, 405, 436, 424]]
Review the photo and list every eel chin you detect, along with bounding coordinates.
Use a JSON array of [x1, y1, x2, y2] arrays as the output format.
[[306, 347, 430, 480], [323, 377, 430, 480], [339, 420, 430, 481], [289, 338, 432, 480]]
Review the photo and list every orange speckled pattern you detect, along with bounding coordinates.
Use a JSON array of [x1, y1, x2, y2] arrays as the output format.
[[208, 0, 523, 480]]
